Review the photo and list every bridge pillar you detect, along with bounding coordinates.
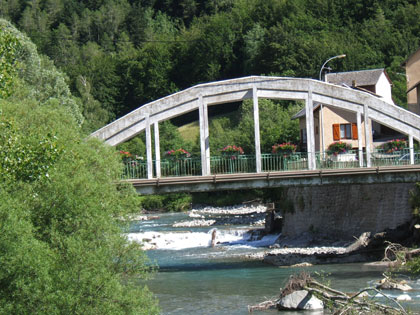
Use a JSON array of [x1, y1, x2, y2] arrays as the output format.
[[305, 90, 316, 170], [364, 104, 371, 167], [154, 122, 161, 178], [409, 134, 414, 165], [253, 86, 262, 173], [145, 114, 153, 179], [357, 111, 363, 167], [199, 95, 210, 176]]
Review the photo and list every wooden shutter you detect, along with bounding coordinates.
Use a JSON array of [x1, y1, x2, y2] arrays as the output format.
[[352, 123, 358, 140], [333, 124, 340, 141]]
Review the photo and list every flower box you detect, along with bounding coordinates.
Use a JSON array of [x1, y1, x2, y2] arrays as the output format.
[[330, 153, 357, 162], [272, 142, 297, 156]]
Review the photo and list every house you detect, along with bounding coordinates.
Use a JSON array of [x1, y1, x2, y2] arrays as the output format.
[[293, 69, 394, 153], [403, 47, 420, 114]]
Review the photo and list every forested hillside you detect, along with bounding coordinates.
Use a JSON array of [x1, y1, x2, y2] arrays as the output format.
[[1, 0, 419, 132]]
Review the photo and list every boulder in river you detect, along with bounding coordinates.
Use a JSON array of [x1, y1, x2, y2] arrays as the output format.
[[277, 289, 323, 310]]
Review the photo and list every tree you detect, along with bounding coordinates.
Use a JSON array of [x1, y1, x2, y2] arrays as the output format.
[[0, 26, 20, 98], [0, 20, 159, 314]]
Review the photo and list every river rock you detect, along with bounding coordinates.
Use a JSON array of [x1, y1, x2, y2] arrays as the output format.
[[376, 278, 412, 291], [277, 290, 323, 310], [396, 294, 412, 301], [290, 262, 313, 267], [173, 219, 216, 227]]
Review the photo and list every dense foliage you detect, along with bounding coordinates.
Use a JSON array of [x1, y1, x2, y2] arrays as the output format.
[[0, 21, 158, 314], [1, 0, 418, 131]]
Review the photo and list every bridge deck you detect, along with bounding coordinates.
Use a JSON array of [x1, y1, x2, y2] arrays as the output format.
[[127, 165, 420, 194]]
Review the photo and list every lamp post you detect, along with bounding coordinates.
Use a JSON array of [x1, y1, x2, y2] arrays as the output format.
[[318, 54, 346, 155], [319, 54, 346, 81]]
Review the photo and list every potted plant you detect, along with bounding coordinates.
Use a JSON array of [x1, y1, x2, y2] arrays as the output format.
[[119, 150, 132, 163], [379, 139, 407, 154], [327, 141, 355, 162], [221, 145, 244, 159], [272, 142, 297, 156], [165, 148, 191, 161]]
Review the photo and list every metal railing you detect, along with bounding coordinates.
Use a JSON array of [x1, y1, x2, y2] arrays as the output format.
[[262, 152, 308, 172], [122, 160, 147, 179], [211, 154, 256, 174], [316, 150, 360, 169], [121, 150, 420, 179], [160, 158, 202, 177]]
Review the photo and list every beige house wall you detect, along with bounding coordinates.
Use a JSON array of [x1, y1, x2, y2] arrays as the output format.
[[299, 106, 371, 152], [406, 48, 420, 113]]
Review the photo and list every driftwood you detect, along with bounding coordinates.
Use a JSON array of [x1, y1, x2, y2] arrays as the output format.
[[248, 272, 408, 314], [382, 241, 420, 267]]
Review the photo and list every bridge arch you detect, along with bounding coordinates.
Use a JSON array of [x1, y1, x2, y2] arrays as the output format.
[[91, 76, 420, 178]]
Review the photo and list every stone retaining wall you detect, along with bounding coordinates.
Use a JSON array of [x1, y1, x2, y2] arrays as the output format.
[[280, 183, 415, 239]]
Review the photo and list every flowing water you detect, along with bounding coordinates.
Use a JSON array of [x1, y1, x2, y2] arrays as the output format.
[[128, 211, 420, 314]]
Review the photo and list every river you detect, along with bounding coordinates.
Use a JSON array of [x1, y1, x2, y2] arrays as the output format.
[[127, 208, 420, 314]]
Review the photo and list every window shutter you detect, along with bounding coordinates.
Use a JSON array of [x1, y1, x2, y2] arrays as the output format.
[[352, 123, 358, 140], [333, 124, 340, 141]]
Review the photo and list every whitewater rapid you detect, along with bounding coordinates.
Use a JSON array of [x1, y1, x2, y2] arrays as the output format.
[[127, 228, 280, 250]]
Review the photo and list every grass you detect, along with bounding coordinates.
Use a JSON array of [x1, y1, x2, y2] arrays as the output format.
[[178, 110, 239, 142], [178, 121, 199, 142]]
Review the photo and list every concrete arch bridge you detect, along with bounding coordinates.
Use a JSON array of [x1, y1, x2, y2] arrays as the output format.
[[91, 76, 420, 194]]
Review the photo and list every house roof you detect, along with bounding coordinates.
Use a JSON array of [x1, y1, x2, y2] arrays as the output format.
[[292, 103, 320, 120], [325, 69, 390, 87], [402, 47, 420, 66]]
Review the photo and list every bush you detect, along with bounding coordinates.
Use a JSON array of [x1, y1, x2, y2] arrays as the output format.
[[139, 193, 192, 212]]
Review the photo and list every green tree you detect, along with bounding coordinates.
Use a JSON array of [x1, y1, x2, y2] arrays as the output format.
[[0, 27, 20, 98], [0, 20, 159, 314]]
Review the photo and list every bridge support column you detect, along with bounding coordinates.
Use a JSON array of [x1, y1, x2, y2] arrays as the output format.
[[253, 86, 262, 173], [364, 104, 371, 167], [305, 90, 316, 170], [409, 134, 414, 165], [145, 114, 153, 179], [199, 95, 210, 176], [320, 104, 325, 154], [154, 122, 161, 178], [357, 111, 363, 167]]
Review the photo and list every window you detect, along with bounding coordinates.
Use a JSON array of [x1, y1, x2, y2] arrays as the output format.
[[340, 124, 351, 139], [333, 123, 358, 141], [301, 128, 307, 143]]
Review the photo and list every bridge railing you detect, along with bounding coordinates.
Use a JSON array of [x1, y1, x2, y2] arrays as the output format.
[[160, 158, 202, 177], [211, 155, 256, 174], [371, 148, 412, 166], [316, 150, 360, 169], [121, 149, 420, 179], [262, 152, 308, 172], [122, 160, 148, 179]]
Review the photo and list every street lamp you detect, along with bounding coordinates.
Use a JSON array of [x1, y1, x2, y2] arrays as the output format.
[[319, 54, 346, 81]]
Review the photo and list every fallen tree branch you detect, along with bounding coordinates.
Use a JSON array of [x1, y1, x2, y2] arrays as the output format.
[[248, 272, 408, 314]]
